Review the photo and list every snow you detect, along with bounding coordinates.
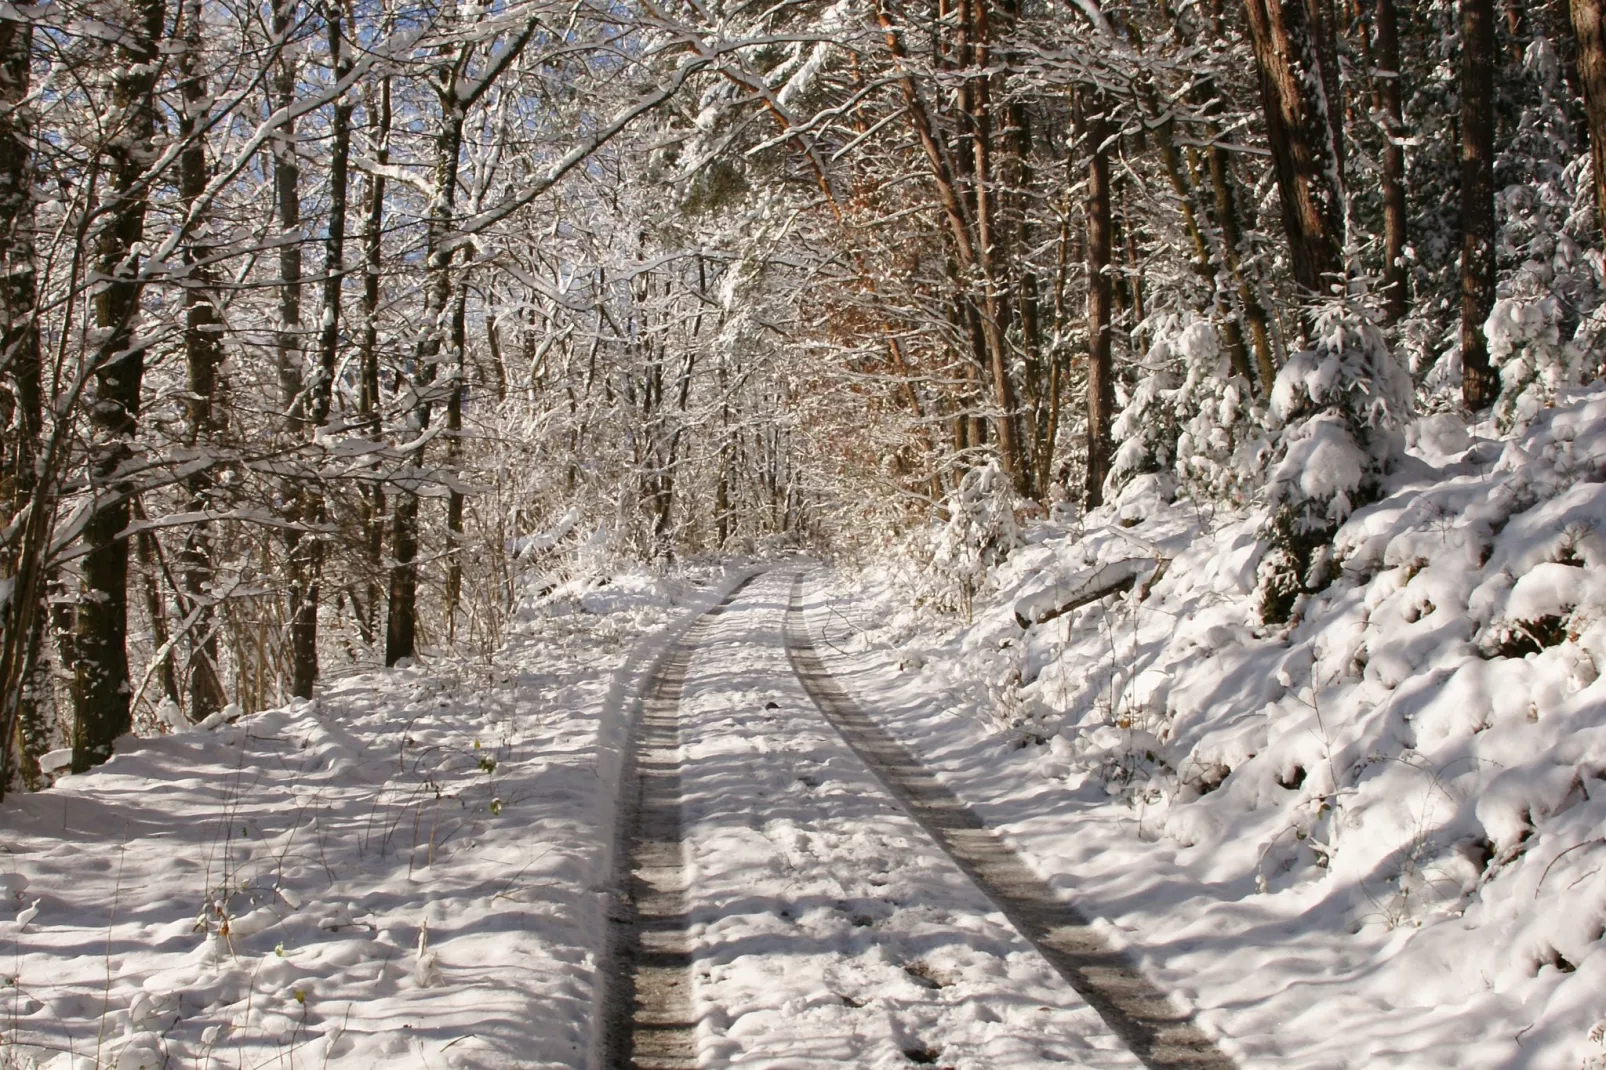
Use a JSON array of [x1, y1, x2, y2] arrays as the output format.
[[808, 385, 1606, 1069], [1011, 558, 1154, 628], [510, 506, 583, 558], [0, 568, 717, 1069], [15, 387, 1606, 1069], [670, 572, 1140, 1068], [37, 750, 73, 775], [0, 561, 1153, 1070]]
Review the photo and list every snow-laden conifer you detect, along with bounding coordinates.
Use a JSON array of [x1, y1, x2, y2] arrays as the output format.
[[1258, 300, 1412, 621], [1107, 313, 1266, 516], [1481, 33, 1605, 428], [924, 460, 1020, 619]]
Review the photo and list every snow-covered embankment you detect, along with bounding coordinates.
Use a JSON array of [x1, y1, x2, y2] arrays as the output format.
[[814, 389, 1606, 1069]]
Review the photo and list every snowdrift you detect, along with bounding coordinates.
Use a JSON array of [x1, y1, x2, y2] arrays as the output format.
[[821, 386, 1606, 1068]]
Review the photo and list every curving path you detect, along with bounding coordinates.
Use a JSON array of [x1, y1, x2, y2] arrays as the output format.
[[604, 570, 1233, 1069], [785, 574, 1234, 1070]]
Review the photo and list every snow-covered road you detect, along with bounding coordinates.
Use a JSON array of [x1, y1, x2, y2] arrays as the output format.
[[1, 566, 1234, 1070], [612, 569, 1215, 1069]]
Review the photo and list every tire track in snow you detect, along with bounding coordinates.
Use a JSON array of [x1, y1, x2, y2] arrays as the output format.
[[603, 575, 760, 1070], [658, 572, 1144, 1068], [784, 572, 1236, 1070]]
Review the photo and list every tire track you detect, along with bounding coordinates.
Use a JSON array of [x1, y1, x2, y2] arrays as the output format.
[[784, 572, 1236, 1070], [601, 575, 759, 1070]]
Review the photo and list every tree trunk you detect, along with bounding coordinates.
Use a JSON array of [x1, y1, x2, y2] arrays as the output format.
[[716, 355, 730, 547], [443, 260, 469, 636], [385, 489, 420, 664], [387, 88, 465, 666], [1571, 0, 1606, 250], [1198, 79, 1278, 387], [1374, 0, 1410, 324], [484, 297, 508, 402], [381, 15, 534, 662], [273, 0, 304, 430], [964, 0, 1030, 496], [1085, 85, 1115, 509], [177, 0, 227, 721], [72, 0, 165, 772], [0, 8, 47, 788], [1307, 0, 1346, 198], [1461, 0, 1499, 410], [1147, 0, 1277, 388], [287, 0, 353, 697], [269, 0, 318, 699], [315, 2, 351, 436], [358, 76, 390, 647], [1240, 0, 1347, 305], [1120, 181, 1146, 351], [135, 526, 179, 707], [871, 0, 1027, 494], [1146, 87, 1256, 382], [1502, 0, 1528, 61]]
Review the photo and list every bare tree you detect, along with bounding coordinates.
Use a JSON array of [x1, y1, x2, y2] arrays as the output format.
[[72, 0, 168, 771], [0, 5, 45, 784], [1240, 0, 1347, 308], [1573, 0, 1606, 248]]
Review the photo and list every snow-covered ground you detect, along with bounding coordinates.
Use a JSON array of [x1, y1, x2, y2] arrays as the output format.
[[0, 569, 718, 1070], [808, 388, 1606, 1069], [671, 571, 1138, 1068], [11, 391, 1606, 1070], [0, 560, 1165, 1070]]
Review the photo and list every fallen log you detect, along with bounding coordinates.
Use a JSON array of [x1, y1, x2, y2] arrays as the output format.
[[1013, 558, 1156, 629]]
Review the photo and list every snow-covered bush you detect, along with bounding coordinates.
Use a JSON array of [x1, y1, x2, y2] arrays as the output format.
[[1484, 34, 1604, 428], [1107, 313, 1265, 513], [1258, 300, 1412, 621], [923, 460, 1020, 618], [1169, 320, 1267, 504], [1108, 359, 1179, 497], [1485, 285, 1581, 430], [1482, 148, 1602, 429], [1482, 153, 1599, 429]]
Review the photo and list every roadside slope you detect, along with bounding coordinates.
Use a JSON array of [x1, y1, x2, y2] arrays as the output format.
[[811, 390, 1606, 1069]]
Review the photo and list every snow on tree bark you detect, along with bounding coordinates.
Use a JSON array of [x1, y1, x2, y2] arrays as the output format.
[[72, 0, 167, 772]]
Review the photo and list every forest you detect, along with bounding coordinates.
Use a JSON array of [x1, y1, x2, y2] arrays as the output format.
[[1, 0, 1604, 794], [10, 0, 1606, 1064]]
